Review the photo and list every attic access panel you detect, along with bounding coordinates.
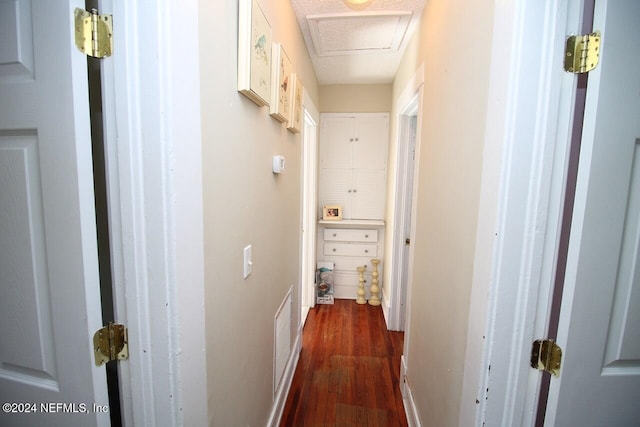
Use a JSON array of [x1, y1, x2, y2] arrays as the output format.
[[307, 11, 412, 56]]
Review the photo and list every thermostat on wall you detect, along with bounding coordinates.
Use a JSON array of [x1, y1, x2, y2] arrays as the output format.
[[272, 155, 285, 173]]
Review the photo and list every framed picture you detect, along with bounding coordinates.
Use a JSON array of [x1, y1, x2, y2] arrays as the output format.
[[237, 0, 272, 106], [322, 205, 343, 221], [287, 73, 303, 133], [270, 43, 292, 123]]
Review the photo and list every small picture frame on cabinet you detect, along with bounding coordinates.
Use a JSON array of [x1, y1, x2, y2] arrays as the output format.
[[322, 205, 342, 221]]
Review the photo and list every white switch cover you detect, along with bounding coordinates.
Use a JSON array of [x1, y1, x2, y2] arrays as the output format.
[[243, 245, 252, 279]]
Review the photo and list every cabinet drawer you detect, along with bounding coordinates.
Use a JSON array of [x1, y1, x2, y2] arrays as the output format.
[[323, 256, 379, 272], [324, 242, 377, 257], [333, 272, 363, 287], [323, 229, 378, 242]]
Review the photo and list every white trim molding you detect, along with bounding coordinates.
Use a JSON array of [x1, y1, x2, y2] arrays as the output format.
[[401, 356, 422, 427], [300, 90, 319, 327], [102, 0, 207, 425]]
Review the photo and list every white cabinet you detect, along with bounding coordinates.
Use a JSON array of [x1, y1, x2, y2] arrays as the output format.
[[317, 220, 385, 300], [319, 113, 389, 220], [317, 113, 388, 301]]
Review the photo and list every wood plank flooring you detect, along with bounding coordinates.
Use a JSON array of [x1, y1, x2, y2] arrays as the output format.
[[280, 299, 407, 427]]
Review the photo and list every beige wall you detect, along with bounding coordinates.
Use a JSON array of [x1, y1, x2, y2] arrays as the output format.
[[320, 84, 392, 112], [389, 1, 495, 426], [198, 0, 318, 425]]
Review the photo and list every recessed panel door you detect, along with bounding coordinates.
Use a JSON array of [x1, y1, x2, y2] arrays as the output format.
[[546, 1, 640, 425], [0, 1, 107, 426]]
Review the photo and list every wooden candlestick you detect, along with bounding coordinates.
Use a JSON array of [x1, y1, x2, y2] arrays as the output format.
[[368, 259, 381, 306], [356, 265, 367, 304]]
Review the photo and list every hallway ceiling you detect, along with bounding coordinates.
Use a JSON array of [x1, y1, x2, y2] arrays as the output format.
[[290, 0, 427, 85]]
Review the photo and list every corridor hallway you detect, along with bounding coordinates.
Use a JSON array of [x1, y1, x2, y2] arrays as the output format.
[[280, 299, 407, 426]]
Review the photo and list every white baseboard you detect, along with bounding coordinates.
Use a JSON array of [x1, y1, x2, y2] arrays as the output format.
[[381, 286, 390, 329], [401, 355, 422, 427], [266, 327, 302, 427]]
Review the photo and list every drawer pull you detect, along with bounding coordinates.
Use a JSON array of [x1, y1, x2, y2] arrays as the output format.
[[333, 233, 337, 237], [333, 248, 336, 252], [364, 249, 369, 253], [364, 234, 369, 238]]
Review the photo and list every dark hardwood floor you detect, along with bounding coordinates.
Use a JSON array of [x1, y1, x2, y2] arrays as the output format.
[[280, 299, 408, 427]]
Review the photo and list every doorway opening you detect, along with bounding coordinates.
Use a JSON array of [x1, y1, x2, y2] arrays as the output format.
[[389, 89, 421, 332], [300, 106, 318, 326]]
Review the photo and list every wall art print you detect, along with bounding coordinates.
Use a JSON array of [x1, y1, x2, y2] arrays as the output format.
[[287, 73, 303, 133], [270, 43, 292, 123], [237, 0, 272, 106]]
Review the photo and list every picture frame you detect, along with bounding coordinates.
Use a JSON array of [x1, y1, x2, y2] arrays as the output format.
[[237, 0, 272, 107], [270, 43, 292, 123], [287, 73, 303, 133], [322, 205, 343, 221]]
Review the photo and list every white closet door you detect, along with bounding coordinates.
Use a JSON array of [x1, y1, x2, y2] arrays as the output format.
[[319, 168, 352, 214], [353, 116, 388, 169], [352, 169, 386, 220], [319, 116, 354, 169]]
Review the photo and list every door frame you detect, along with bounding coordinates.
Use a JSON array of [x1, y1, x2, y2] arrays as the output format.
[[388, 65, 424, 331], [100, 1, 207, 425], [300, 91, 319, 326], [459, 0, 586, 425]]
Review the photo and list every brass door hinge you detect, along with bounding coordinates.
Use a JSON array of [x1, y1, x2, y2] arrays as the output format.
[[74, 8, 113, 59], [564, 31, 601, 74], [93, 323, 128, 366], [530, 339, 562, 377]]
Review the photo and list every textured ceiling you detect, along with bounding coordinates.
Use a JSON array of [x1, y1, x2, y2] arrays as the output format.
[[290, 0, 426, 85]]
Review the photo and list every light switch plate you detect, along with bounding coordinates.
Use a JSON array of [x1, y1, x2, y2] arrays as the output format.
[[243, 245, 252, 279]]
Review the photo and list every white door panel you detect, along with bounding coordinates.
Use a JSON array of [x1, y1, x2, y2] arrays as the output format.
[[353, 116, 388, 169], [320, 116, 354, 169], [352, 169, 386, 219], [0, 133, 57, 387], [319, 168, 352, 214], [0, 1, 107, 426], [546, 0, 640, 425]]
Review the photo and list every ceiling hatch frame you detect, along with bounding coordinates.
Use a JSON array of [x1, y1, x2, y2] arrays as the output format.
[[307, 11, 413, 57]]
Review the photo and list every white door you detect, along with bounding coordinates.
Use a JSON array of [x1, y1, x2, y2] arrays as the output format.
[[399, 115, 417, 330], [545, 0, 640, 425], [352, 169, 386, 219], [319, 116, 354, 169], [0, 1, 108, 426], [319, 168, 353, 215], [353, 115, 388, 170]]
